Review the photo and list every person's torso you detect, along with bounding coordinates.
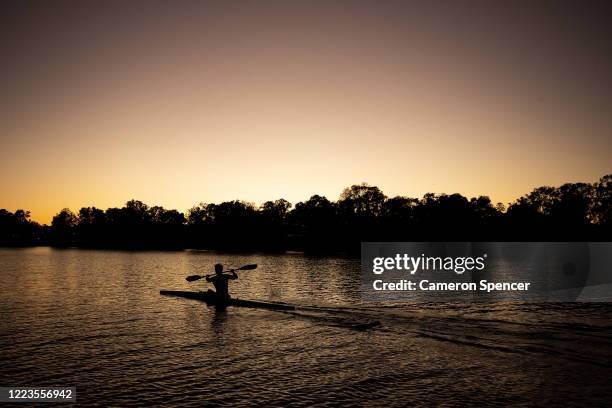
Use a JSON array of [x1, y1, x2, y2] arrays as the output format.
[[211, 275, 230, 297]]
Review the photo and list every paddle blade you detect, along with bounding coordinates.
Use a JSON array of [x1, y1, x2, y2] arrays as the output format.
[[238, 264, 257, 271], [186, 274, 203, 282]]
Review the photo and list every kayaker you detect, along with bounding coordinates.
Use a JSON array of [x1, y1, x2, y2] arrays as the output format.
[[205, 263, 238, 305]]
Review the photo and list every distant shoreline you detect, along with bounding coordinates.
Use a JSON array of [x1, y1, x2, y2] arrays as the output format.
[[2, 176, 611, 249]]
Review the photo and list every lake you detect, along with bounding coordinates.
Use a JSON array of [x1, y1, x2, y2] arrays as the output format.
[[1, 247, 611, 406]]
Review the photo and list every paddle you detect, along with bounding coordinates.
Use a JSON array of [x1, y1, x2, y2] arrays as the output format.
[[186, 263, 257, 282]]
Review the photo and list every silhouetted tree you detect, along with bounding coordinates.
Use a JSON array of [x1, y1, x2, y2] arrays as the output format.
[[382, 196, 419, 219], [254, 199, 292, 250], [506, 182, 601, 239], [289, 195, 339, 252], [4, 173, 610, 250], [338, 183, 386, 217], [0, 209, 43, 246], [51, 208, 77, 246], [77, 207, 106, 247], [260, 199, 292, 221], [291, 195, 337, 226], [551, 183, 593, 226], [186, 203, 215, 225], [592, 174, 612, 227]]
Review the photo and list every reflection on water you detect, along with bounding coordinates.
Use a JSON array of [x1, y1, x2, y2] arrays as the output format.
[[1, 247, 611, 406]]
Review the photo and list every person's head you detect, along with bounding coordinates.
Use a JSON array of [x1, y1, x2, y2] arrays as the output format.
[[214, 263, 223, 274]]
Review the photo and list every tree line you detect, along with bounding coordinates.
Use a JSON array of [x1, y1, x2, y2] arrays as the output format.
[[1, 174, 610, 252]]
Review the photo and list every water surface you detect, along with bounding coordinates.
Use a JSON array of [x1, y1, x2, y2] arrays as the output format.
[[1, 248, 611, 406]]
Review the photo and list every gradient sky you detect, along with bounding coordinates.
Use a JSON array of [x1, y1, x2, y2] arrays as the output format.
[[1, 0, 611, 223]]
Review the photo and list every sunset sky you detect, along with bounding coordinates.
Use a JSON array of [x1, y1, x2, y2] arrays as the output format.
[[1, 1, 611, 224]]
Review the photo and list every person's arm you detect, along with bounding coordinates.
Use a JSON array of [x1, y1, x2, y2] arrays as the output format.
[[230, 271, 238, 280], [205, 275, 213, 282]]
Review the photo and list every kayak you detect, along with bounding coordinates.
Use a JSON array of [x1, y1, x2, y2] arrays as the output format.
[[160, 290, 382, 330], [159, 290, 296, 311]]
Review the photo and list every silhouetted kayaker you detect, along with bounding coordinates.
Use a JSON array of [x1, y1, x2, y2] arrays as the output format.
[[205, 263, 238, 305]]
